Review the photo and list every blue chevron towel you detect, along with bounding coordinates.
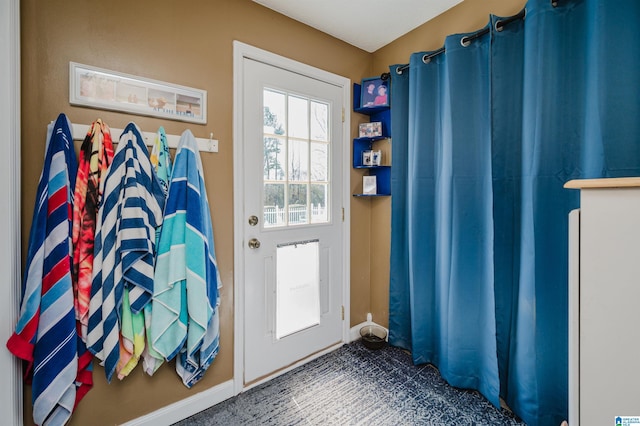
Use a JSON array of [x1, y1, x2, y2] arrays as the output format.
[[6, 114, 79, 425], [151, 129, 221, 387], [86, 122, 165, 382]]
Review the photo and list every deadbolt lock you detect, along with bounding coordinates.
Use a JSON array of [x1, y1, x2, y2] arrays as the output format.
[[248, 215, 259, 226]]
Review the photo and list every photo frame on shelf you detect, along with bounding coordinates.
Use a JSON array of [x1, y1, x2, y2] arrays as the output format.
[[359, 121, 383, 138], [363, 175, 377, 195], [69, 61, 207, 124], [362, 150, 373, 166], [371, 150, 381, 166], [360, 77, 389, 108]]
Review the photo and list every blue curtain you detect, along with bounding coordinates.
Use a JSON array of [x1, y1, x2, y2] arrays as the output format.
[[388, 1, 640, 425]]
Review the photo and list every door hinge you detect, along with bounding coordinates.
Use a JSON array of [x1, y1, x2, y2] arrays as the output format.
[[341, 305, 345, 320], [342, 107, 345, 123], [342, 207, 345, 222]]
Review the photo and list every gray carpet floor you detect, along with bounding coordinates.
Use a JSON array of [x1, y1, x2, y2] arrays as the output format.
[[174, 341, 525, 425]]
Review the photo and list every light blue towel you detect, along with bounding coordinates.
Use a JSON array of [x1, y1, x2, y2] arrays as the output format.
[[151, 129, 221, 387], [142, 126, 173, 376]]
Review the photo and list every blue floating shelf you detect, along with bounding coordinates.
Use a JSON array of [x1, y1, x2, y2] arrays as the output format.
[[353, 165, 391, 170], [353, 193, 391, 197], [352, 82, 392, 197]]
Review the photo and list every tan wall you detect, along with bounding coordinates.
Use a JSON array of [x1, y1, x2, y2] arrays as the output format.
[[20, 0, 372, 424], [368, 0, 528, 328]]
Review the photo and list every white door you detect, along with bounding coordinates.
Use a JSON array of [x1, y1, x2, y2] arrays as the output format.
[[241, 57, 345, 383]]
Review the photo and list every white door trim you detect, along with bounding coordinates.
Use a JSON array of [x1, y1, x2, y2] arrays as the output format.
[[232, 41, 351, 395], [0, 0, 23, 424]]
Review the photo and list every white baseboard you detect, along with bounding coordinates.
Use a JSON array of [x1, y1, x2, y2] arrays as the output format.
[[120, 379, 234, 426], [349, 320, 388, 343]]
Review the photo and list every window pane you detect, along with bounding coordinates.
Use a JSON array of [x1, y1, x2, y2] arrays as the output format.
[[264, 136, 285, 181], [264, 89, 286, 136], [276, 241, 320, 339], [288, 184, 308, 225], [264, 183, 285, 227], [310, 101, 328, 142], [310, 142, 328, 182], [288, 140, 309, 181], [310, 184, 329, 223], [288, 96, 308, 139]]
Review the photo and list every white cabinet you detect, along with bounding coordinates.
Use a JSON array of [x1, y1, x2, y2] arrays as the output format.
[[566, 178, 640, 426]]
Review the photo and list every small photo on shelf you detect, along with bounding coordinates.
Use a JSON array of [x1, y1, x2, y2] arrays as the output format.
[[362, 150, 373, 166], [360, 77, 389, 108], [359, 121, 383, 138], [363, 175, 377, 195], [371, 150, 381, 166]]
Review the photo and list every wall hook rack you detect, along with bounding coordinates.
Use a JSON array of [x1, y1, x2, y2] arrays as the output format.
[[68, 123, 219, 153]]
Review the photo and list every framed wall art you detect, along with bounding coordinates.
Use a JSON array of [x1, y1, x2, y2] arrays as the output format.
[[69, 62, 207, 124]]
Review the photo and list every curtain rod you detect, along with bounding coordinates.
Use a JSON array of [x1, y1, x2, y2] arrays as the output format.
[[391, 8, 527, 75], [68, 123, 219, 153]]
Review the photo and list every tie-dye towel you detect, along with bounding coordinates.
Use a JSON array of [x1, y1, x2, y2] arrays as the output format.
[[72, 119, 114, 336], [71, 118, 114, 400]]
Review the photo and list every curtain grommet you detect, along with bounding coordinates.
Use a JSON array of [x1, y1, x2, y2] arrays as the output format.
[[461, 36, 471, 47]]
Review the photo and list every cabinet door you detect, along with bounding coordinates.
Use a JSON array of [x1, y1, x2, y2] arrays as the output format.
[[579, 188, 640, 425], [568, 209, 580, 425]]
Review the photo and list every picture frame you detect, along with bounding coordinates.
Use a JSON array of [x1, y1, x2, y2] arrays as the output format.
[[360, 77, 389, 108], [358, 121, 383, 138], [69, 61, 207, 124], [371, 150, 382, 166], [363, 175, 377, 195], [362, 150, 373, 166]]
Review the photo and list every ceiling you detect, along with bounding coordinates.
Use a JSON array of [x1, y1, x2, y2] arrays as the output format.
[[252, 0, 464, 53]]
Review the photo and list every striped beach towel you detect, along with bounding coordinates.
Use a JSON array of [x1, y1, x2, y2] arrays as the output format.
[[151, 129, 221, 387], [6, 113, 79, 425], [86, 122, 165, 382], [120, 126, 174, 378]]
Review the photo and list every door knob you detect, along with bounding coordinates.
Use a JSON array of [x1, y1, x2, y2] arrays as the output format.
[[248, 238, 261, 249]]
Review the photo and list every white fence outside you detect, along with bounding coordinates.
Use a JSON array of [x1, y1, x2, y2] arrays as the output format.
[[264, 204, 327, 226]]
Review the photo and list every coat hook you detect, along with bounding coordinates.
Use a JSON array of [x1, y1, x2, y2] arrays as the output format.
[[209, 132, 214, 152]]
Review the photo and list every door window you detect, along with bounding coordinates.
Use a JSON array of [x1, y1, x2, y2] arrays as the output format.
[[263, 89, 330, 227]]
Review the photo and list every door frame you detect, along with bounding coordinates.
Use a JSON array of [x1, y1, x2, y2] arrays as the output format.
[[0, 0, 23, 423], [232, 41, 351, 394]]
